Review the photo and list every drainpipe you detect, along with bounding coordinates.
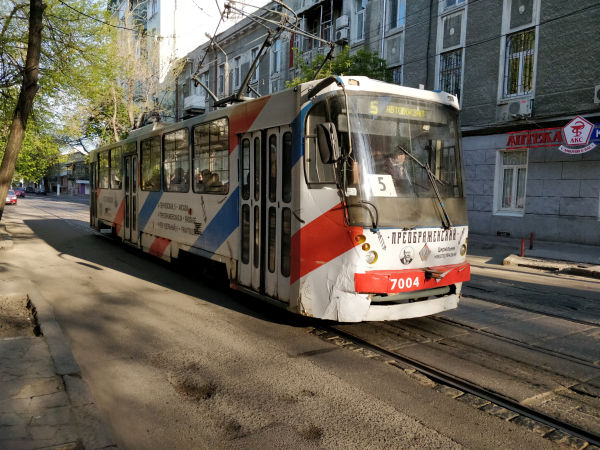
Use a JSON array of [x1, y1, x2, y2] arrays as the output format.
[[381, 0, 387, 58]]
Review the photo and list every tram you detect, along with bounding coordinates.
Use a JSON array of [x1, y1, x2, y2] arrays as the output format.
[[89, 76, 470, 322]]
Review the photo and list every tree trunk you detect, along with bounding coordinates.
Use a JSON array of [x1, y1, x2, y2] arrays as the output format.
[[0, 0, 45, 222], [112, 85, 119, 142]]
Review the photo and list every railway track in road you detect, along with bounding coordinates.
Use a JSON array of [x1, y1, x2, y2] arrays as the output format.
[[313, 320, 600, 448]]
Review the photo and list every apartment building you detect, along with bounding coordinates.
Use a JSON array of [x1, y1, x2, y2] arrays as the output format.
[[177, 0, 600, 244]]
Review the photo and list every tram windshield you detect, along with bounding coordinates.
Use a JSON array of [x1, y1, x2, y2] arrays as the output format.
[[305, 92, 467, 228]]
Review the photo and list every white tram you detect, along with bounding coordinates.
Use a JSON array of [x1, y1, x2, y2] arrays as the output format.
[[89, 76, 470, 322]]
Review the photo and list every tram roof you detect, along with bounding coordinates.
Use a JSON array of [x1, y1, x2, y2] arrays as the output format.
[[90, 76, 459, 154]]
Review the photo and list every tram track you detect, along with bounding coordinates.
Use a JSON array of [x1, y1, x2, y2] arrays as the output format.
[[313, 322, 600, 448], [431, 316, 599, 369]]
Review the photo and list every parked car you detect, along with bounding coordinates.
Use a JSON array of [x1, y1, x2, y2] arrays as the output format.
[[13, 187, 25, 198], [25, 186, 35, 193], [5, 190, 17, 205]]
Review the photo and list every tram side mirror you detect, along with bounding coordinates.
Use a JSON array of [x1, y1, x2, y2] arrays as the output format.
[[317, 122, 340, 164]]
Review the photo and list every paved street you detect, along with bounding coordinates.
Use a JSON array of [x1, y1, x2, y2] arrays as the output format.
[[2, 195, 598, 448]]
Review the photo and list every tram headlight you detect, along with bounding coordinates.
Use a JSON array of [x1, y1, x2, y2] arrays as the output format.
[[354, 234, 366, 244], [460, 243, 467, 256], [362, 243, 370, 251], [365, 251, 378, 264]]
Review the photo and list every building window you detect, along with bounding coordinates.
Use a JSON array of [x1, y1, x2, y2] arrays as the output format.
[[199, 71, 209, 100], [272, 39, 281, 74], [388, 0, 406, 30], [218, 64, 225, 95], [150, 0, 159, 17], [503, 28, 535, 98], [496, 150, 527, 213], [390, 66, 402, 85], [439, 48, 462, 101], [233, 56, 241, 89], [355, 0, 366, 41], [250, 47, 259, 82], [441, 0, 465, 11]]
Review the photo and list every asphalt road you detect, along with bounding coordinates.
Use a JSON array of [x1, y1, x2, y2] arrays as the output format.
[[1, 196, 558, 448]]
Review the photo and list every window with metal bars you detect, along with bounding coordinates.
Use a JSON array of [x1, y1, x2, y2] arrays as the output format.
[[503, 28, 535, 97], [439, 49, 462, 101]]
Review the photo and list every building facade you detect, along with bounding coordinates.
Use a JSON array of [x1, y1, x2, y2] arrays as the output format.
[[176, 0, 600, 244]]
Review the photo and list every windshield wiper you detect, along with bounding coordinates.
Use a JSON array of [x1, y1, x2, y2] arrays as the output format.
[[397, 145, 453, 229]]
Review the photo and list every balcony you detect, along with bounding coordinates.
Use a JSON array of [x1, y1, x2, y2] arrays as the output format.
[[183, 94, 206, 112]]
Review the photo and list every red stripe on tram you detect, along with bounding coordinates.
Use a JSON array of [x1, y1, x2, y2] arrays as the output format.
[[149, 237, 170, 258], [114, 198, 125, 236], [228, 96, 270, 152], [290, 203, 362, 284]]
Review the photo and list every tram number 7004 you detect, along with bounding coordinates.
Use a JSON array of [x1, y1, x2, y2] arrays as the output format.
[[389, 276, 422, 292]]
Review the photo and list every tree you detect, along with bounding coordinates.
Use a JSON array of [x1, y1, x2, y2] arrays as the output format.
[[62, 1, 171, 146], [0, 0, 115, 220], [0, 0, 44, 221], [287, 46, 391, 87]]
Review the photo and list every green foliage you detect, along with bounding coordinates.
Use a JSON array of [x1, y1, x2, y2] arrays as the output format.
[[286, 46, 391, 87], [0, 0, 122, 183]]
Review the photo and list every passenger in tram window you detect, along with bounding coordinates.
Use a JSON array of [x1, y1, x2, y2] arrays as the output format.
[[194, 170, 205, 192], [385, 152, 412, 180], [206, 172, 221, 192]]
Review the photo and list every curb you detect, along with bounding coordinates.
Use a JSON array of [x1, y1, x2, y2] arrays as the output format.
[[503, 254, 600, 279], [27, 282, 118, 449]]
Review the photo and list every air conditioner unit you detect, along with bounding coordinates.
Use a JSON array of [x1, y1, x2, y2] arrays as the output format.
[[335, 15, 349, 30], [594, 85, 600, 104], [507, 99, 532, 118], [335, 27, 349, 43], [497, 99, 533, 122]]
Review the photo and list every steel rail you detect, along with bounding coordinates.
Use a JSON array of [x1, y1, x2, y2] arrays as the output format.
[[431, 315, 600, 369], [327, 325, 600, 447]]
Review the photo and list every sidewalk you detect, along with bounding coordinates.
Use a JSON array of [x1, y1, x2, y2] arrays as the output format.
[[1, 224, 116, 449], [467, 233, 600, 279]]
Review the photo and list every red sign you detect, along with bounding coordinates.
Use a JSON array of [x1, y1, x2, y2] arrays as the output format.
[[563, 116, 594, 145], [506, 128, 563, 149], [505, 116, 598, 155], [559, 115, 597, 154]]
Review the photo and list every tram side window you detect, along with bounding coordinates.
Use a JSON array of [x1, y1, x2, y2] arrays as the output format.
[[141, 136, 161, 191], [268, 134, 277, 202], [282, 132, 292, 203], [99, 151, 109, 189], [125, 142, 137, 192], [192, 118, 229, 194], [305, 102, 336, 185], [110, 146, 122, 189], [163, 128, 190, 192], [241, 138, 250, 200]]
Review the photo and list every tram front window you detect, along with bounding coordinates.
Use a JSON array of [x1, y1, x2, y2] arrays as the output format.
[[305, 92, 467, 228]]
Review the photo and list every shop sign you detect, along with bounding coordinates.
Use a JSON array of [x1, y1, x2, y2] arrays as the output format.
[[505, 117, 599, 154], [558, 116, 596, 154]]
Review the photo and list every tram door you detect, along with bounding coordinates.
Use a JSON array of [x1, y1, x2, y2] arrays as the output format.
[[239, 126, 292, 302], [90, 161, 97, 226], [123, 154, 138, 244], [264, 127, 292, 302], [239, 131, 262, 291]]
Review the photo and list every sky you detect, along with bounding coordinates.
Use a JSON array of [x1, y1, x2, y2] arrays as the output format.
[[192, 0, 272, 45]]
